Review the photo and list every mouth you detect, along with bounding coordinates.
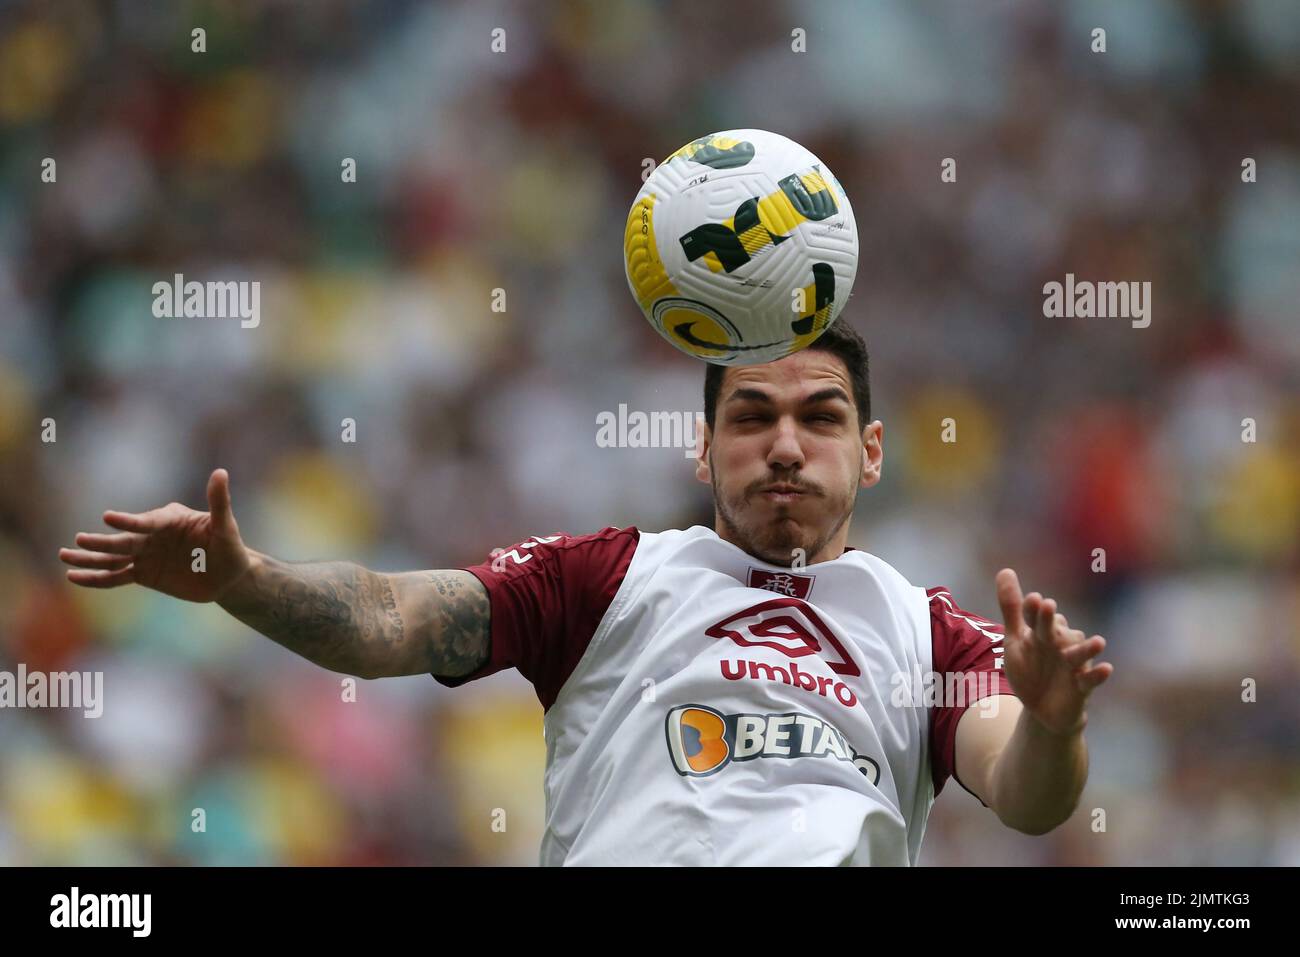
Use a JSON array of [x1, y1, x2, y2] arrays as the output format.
[[759, 484, 808, 504]]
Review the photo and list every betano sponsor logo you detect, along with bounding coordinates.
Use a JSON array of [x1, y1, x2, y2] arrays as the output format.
[[665, 703, 880, 784]]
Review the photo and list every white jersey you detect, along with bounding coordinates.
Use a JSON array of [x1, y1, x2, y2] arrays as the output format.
[[438, 525, 1012, 866]]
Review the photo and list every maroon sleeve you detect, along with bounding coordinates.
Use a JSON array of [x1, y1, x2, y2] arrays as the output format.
[[927, 586, 1016, 801], [434, 526, 640, 710]]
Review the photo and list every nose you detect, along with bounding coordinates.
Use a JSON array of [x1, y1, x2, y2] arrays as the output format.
[[766, 415, 805, 472]]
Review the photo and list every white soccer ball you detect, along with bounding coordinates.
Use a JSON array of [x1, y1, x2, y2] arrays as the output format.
[[624, 129, 859, 366]]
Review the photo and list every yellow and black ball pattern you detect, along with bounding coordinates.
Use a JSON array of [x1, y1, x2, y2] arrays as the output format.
[[624, 129, 859, 366]]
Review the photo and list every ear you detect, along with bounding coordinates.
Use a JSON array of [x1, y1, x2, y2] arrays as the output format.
[[694, 416, 712, 484], [860, 420, 884, 488]]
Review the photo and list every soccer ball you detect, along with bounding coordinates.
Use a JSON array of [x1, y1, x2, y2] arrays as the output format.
[[623, 129, 858, 366]]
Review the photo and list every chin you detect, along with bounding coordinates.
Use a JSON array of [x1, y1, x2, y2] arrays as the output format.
[[751, 523, 809, 565]]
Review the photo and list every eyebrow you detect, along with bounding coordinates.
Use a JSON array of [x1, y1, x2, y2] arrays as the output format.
[[725, 386, 851, 407]]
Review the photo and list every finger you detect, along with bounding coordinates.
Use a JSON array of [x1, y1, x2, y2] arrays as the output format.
[[66, 564, 137, 588], [103, 508, 172, 533], [1075, 662, 1113, 693], [74, 532, 143, 556], [1053, 622, 1086, 646], [996, 569, 1027, 638], [1034, 596, 1058, 645], [207, 468, 233, 527], [1060, 635, 1105, 666], [59, 548, 134, 570], [1056, 628, 1088, 652], [1020, 591, 1042, 636]]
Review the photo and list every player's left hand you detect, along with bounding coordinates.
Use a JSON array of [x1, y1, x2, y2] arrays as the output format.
[[995, 568, 1113, 737]]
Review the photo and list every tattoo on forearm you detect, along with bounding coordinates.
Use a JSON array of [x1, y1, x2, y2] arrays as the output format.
[[219, 558, 488, 680], [222, 559, 407, 672], [422, 571, 490, 677]]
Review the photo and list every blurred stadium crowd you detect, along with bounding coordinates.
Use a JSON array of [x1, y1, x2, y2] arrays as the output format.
[[0, 0, 1297, 865]]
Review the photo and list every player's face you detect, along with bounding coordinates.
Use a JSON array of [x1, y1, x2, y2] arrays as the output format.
[[699, 349, 883, 567]]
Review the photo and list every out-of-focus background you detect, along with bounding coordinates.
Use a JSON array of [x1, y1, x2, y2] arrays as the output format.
[[1, 0, 1297, 865]]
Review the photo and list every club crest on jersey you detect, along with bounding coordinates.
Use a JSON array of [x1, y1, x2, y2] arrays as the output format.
[[747, 567, 813, 599], [664, 704, 880, 785]]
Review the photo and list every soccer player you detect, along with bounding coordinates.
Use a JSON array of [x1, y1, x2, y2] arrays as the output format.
[[59, 321, 1112, 865]]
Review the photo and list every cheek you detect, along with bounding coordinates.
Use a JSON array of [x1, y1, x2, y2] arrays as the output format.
[[835, 446, 864, 488], [713, 437, 749, 470], [714, 443, 759, 492]]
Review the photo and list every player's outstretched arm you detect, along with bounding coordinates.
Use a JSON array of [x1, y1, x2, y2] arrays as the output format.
[[217, 551, 489, 680], [59, 468, 490, 681], [955, 568, 1113, 835]]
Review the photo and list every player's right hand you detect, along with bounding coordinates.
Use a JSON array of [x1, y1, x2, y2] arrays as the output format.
[[59, 468, 252, 603]]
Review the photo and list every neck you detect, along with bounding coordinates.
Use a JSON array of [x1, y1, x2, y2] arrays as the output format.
[[713, 514, 853, 567]]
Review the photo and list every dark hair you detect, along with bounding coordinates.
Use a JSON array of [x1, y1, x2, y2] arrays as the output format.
[[702, 319, 872, 433]]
